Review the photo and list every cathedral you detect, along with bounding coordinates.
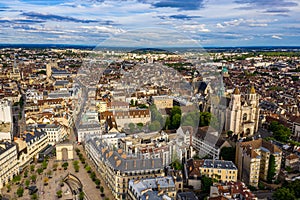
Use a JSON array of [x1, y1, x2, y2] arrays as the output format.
[[225, 86, 260, 137]]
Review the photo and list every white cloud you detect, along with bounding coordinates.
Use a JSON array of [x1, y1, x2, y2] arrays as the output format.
[[272, 35, 283, 39]]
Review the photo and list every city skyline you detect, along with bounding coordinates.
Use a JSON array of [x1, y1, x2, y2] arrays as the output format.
[[0, 0, 300, 47]]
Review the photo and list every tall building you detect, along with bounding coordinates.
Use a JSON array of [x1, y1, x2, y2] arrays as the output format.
[[186, 159, 238, 190], [85, 135, 164, 200], [128, 176, 176, 200], [225, 86, 260, 137], [235, 138, 282, 187], [0, 100, 13, 141], [0, 142, 19, 190]]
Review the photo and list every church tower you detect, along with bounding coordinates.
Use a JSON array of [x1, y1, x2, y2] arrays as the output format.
[[228, 87, 242, 134]]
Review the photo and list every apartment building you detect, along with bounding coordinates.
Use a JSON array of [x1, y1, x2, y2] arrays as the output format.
[[0, 100, 13, 141], [235, 138, 282, 187], [152, 95, 173, 110], [77, 122, 101, 143], [0, 142, 19, 190], [15, 129, 48, 169], [209, 181, 257, 200], [85, 135, 164, 200], [128, 176, 176, 200], [186, 159, 238, 189]]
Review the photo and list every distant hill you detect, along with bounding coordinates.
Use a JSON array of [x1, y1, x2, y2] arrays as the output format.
[[130, 48, 175, 54]]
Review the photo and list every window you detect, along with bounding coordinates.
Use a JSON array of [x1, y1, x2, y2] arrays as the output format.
[[243, 113, 247, 121]]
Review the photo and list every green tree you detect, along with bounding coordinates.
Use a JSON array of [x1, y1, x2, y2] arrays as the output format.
[[17, 187, 24, 197], [130, 99, 134, 106], [6, 184, 11, 192], [100, 186, 104, 194], [56, 190, 63, 198], [31, 193, 38, 200], [37, 168, 43, 175], [273, 188, 295, 200], [24, 169, 28, 178], [13, 175, 21, 184], [171, 113, 181, 129], [85, 165, 91, 173], [149, 120, 161, 131], [164, 116, 171, 130], [199, 112, 211, 127], [269, 121, 291, 142], [267, 154, 276, 183], [42, 160, 48, 169], [79, 191, 84, 200], [201, 176, 213, 193], [62, 162, 68, 170], [30, 165, 35, 172], [128, 123, 135, 133], [25, 179, 30, 188], [220, 147, 236, 162], [136, 123, 143, 130], [31, 175, 37, 183], [95, 179, 101, 188]]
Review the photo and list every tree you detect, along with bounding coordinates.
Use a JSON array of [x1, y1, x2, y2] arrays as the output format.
[[30, 165, 35, 172], [62, 162, 68, 170], [149, 120, 161, 131], [269, 121, 291, 143], [13, 175, 21, 184], [31, 193, 38, 200], [267, 154, 276, 183], [42, 160, 48, 169], [199, 112, 211, 127], [6, 184, 11, 192], [136, 123, 143, 130], [79, 191, 85, 200], [171, 113, 181, 129], [31, 175, 37, 183], [273, 188, 295, 200], [90, 171, 96, 181], [170, 160, 183, 170], [24, 169, 28, 178], [25, 179, 30, 188], [164, 116, 171, 130], [52, 163, 58, 171], [100, 186, 104, 194], [56, 190, 63, 198], [128, 123, 135, 133], [95, 179, 101, 188], [220, 147, 236, 162], [201, 176, 213, 193], [37, 168, 43, 175], [85, 165, 91, 173], [17, 187, 24, 197], [130, 99, 134, 106]]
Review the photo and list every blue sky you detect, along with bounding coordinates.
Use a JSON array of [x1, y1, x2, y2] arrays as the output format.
[[0, 0, 299, 47]]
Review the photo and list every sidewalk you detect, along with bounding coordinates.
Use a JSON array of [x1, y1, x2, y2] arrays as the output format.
[[76, 144, 115, 200]]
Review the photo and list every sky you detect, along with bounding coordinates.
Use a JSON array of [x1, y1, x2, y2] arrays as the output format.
[[0, 0, 299, 47]]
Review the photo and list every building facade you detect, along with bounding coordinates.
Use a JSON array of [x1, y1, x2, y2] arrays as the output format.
[[235, 138, 282, 187], [0, 142, 19, 190], [85, 135, 164, 200], [225, 86, 260, 137]]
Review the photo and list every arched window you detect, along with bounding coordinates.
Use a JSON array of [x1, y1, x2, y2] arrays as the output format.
[[243, 113, 247, 121]]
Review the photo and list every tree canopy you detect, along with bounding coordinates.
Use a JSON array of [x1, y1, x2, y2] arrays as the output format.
[[269, 121, 291, 143]]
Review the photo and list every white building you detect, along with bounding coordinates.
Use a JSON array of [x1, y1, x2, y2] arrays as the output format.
[[38, 123, 67, 145], [15, 130, 48, 169], [0, 142, 19, 189], [77, 122, 101, 143], [0, 100, 13, 141]]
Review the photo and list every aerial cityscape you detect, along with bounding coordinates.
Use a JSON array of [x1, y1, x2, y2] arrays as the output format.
[[0, 0, 300, 200]]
